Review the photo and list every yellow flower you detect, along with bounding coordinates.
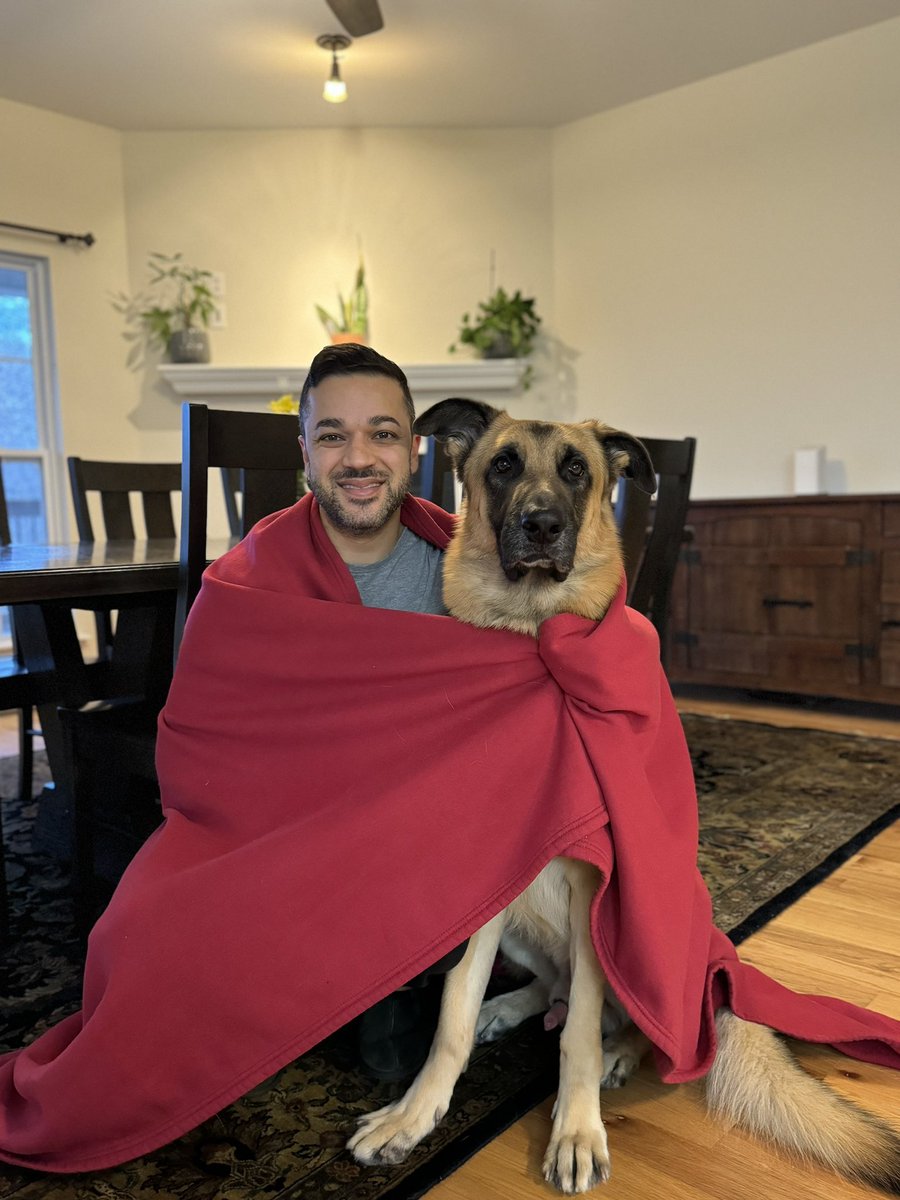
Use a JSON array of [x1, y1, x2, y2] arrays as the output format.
[[269, 394, 299, 414]]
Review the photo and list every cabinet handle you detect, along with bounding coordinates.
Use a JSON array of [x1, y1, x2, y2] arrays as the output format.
[[762, 597, 814, 609], [883, 620, 900, 629]]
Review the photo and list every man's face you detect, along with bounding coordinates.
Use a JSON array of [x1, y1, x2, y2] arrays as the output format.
[[299, 372, 419, 536]]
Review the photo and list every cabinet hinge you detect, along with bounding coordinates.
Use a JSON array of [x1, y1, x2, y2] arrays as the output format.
[[673, 631, 699, 646], [845, 549, 875, 567], [844, 643, 876, 659]]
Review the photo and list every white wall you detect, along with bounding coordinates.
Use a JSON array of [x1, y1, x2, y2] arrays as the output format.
[[3, 17, 899, 502], [0, 97, 141, 475], [552, 19, 900, 498], [120, 127, 555, 458]]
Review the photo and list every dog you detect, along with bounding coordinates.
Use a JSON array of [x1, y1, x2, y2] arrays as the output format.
[[348, 398, 900, 1195]]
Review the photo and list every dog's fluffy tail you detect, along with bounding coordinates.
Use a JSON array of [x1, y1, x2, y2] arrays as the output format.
[[706, 1010, 900, 1195]]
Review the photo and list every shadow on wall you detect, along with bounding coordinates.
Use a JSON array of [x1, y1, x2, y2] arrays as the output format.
[[528, 334, 580, 421]]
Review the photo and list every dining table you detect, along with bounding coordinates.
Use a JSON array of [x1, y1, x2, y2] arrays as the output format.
[[0, 537, 234, 861]]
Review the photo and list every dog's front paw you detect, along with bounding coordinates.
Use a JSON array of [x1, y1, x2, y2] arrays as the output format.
[[543, 1124, 611, 1194], [348, 1095, 448, 1166], [600, 1034, 641, 1090]]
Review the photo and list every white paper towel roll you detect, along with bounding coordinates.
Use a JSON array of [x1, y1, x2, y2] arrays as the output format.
[[793, 447, 826, 495]]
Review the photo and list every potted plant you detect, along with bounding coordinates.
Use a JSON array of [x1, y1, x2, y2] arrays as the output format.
[[137, 252, 217, 363], [315, 257, 369, 345], [450, 286, 542, 362]]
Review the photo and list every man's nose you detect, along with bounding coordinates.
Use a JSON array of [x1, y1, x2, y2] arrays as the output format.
[[342, 434, 377, 467]]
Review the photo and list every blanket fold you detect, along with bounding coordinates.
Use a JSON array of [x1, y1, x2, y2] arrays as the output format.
[[0, 493, 897, 1174]]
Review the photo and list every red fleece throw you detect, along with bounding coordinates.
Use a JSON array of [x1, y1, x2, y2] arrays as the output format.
[[0, 494, 897, 1173]]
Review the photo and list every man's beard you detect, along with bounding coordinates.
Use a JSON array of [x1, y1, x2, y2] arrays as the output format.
[[307, 467, 410, 535]]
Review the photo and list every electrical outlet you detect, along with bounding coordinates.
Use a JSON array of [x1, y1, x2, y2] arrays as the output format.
[[208, 271, 226, 297], [209, 302, 227, 329]]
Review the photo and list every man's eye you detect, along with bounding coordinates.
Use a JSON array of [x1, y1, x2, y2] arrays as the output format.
[[318, 434, 343, 443], [374, 430, 398, 440]]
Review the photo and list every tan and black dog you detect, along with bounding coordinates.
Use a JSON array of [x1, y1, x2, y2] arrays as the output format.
[[348, 398, 900, 1196]]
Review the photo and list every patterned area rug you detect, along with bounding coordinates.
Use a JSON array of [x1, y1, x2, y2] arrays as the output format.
[[0, 714, 898, 1199]]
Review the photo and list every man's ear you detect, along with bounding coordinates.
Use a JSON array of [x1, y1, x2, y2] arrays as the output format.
[[414, 398, 503, 475], [591, 426, 657, 495]]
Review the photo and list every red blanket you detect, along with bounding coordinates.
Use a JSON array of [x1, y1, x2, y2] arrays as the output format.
[[1, 494, 897, 1173]]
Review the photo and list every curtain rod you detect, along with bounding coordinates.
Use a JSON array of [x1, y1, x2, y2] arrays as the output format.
[[0, 220, 95, 247]]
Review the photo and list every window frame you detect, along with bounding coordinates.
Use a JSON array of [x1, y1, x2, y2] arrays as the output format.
[[0, 249, 67, 541]]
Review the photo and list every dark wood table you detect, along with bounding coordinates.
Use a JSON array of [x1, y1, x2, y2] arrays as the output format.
[[1, 538, 233, 858]]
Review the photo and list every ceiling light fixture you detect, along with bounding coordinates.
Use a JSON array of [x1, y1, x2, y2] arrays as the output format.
[[317, 34, 351, 104]]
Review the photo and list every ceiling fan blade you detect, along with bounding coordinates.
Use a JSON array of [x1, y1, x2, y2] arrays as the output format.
[[325, 0, 384, 37]]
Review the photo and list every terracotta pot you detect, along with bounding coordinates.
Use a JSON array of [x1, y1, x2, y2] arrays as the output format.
[[329, 331, 367, 346]]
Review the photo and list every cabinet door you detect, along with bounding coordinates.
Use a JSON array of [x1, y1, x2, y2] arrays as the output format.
[[762, 514, 865, 691], [880, 547, 900, 690], [683, 517, 770, 678]]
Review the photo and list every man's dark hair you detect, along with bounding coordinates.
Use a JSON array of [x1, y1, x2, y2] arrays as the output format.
[[299, 344, 415, 434]]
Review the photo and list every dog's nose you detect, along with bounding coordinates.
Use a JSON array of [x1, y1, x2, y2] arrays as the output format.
[[520, 508, 564, 545]]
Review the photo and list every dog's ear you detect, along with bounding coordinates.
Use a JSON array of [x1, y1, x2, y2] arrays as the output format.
[[414, 398, 503, 472], [593, 428, 657, 495]]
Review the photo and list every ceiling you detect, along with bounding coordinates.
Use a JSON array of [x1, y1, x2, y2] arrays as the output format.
[[3, 0, 900, 132]]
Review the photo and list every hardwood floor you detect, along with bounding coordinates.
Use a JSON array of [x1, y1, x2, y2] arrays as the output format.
[[427, 692, 900, 1200], [0, 695, 897, 1199]]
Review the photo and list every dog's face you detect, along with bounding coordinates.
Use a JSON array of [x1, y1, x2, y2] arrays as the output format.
[[414, 399, 656, 635]]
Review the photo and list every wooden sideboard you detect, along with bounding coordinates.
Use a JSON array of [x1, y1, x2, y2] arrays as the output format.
[[667, 493, 900, 704]]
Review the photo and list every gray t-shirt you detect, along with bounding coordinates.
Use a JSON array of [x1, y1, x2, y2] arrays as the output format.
[[347, 526, 445, 615]]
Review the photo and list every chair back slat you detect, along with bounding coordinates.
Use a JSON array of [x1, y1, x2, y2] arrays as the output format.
[[220, 467, 243, 536], [141, 493, 178, 539], [99, 491, 138, 539]]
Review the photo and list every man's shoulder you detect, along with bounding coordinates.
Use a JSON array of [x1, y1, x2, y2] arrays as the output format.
[[400, 495, 455, 551]]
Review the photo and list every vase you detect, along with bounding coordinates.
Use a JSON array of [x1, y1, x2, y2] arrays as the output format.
[[482, 335, 515, 359], [168, 329, 210, 364], [329, 331, 367, 346]]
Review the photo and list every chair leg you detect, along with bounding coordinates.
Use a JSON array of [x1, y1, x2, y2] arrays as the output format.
[[17, 704, 34, 803], [0, 799, 8, 941]]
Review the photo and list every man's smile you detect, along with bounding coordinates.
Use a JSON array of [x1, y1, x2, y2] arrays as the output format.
[[337, 476, 387, 502]]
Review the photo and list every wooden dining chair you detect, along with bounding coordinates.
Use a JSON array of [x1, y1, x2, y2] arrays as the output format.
[[615, 435, 697, 664], [63, 407, 304, 934], [67, 457, 183, 661], [177, 405, 305, 647]]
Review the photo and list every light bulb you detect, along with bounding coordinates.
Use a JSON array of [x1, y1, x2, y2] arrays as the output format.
[[323, 77, 347, 103], [323, 55, 347, 103]]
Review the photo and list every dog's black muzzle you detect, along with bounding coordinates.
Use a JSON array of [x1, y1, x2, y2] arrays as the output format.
[[499, 504, 576, 583]]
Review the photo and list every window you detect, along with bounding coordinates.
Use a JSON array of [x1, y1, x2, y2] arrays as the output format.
[[0, 251, 65, 640]]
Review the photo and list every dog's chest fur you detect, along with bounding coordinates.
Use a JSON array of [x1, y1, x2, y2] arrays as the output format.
[[504, 859, 574, 967]]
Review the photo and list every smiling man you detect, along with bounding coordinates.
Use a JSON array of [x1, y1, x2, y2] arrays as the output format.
[[296, 342, 466, 1076], [299, 345, 443, 612]]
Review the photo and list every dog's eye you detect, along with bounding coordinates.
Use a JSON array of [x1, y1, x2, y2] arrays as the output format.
[[567, 459, 587, 478], [493, 455, 513, 474]]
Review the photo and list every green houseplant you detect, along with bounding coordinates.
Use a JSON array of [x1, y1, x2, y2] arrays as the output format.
[[450, 286, 542, 362], [315, 257, 369, 344], [138, 252, 217, 363]]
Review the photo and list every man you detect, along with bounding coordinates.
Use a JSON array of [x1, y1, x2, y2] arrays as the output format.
[[298, 342, 466, 1079]]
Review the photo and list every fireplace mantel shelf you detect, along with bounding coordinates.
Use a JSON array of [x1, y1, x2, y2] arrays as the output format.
[[158, 360, 522, 404]]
